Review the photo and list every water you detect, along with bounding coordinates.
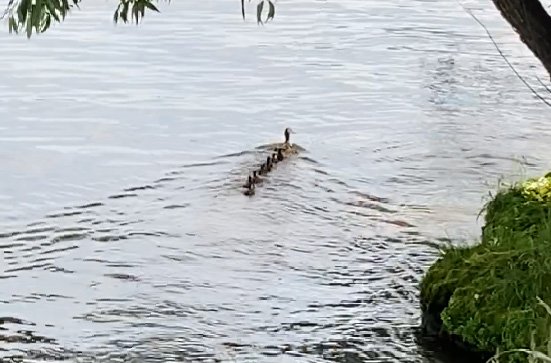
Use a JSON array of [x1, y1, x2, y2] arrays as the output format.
[[1, 0, 551, 361]]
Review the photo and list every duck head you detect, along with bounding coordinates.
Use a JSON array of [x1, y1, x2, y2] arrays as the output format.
[[284, 127, 293, 144]]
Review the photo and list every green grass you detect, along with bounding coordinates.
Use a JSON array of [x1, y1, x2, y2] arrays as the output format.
[[420, 176, 551, 362]]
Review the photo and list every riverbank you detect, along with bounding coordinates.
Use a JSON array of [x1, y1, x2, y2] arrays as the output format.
[[420, 174, 551, 362]]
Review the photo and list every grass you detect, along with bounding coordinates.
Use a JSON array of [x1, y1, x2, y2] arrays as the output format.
[[420, 175, 551, 362]]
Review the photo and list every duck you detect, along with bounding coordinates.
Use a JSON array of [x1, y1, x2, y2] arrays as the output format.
[[259, 163, 267, 175], [243, 175, 254, 188], [276, 148, 284, 162], [284, 127, 293, 145], [266, 156, 273, 172], [279, 127, 298, 156], [271, 153, 278, 164], [243, 182, 255, 196], [252, 170, 262, 184]]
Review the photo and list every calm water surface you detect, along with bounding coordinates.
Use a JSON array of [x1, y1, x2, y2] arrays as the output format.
[[1, 0, 551, 361]]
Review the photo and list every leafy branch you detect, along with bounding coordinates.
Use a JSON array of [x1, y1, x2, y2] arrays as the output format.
[[2, 0, 168, 38], [241, 0, 276, 24], [2, 0, 277, 38]]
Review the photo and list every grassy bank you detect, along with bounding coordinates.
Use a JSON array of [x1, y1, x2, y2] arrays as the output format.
[[420, 174, 551, 362]]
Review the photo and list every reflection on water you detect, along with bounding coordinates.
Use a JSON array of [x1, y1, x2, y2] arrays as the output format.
[[1, 0, 551, 362]]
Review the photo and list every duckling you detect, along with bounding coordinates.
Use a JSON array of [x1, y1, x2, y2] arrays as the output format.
[[252, 170, 262, 184], [271, 153, 278, 164], [266, 156, 272, 172], [277, 148, 284, 161], [259, 163, 267, 175], [243, 182, 255, 196], [243, 175, 254, 188]]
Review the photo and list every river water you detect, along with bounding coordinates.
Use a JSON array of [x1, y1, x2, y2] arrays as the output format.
[[1, 0, 551, 362]]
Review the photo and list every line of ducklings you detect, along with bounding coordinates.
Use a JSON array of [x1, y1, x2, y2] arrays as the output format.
[[242, 127, 295, 196], [243, 148, 285, 196]]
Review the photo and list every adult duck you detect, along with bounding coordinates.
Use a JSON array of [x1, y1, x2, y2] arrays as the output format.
[[243, 182, 255, 196], [279, 127, 298, 156]]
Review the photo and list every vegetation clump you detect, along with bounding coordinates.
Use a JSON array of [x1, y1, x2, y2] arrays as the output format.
[[420, 173, 551, 362]]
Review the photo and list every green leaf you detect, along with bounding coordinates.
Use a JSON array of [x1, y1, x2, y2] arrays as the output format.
[[46, 0, 61, 22], [26, 5, 33, 37], [61, 0, 69, 19], [42, 15, 51, 32], [19, 0, 30, 22], [34, 0, 43, 33], [256, 0, 264, 24], [121, 0, 129, 23], [144, 0, 159, 12], [267, 0, 275, 22], [132, 1, 138, 23], [9, 16, 18, 34], [139, 0, 145, 20]]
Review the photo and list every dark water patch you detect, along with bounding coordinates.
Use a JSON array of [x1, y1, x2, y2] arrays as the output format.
[[127, 231, 173, 238], [215, 149, 259, 159], [298, 155, 320, 165], [118, 219, 145, 226], [328, 177, 350, 187], [95, 297, 133, 303], [92, 235, 129, 242], [0, 242, 25, 250], [350, 191, 391, 204], [123, 184, 158, 192], [180, 160, 229, 168], [39, 244, 79, 256], [4, 262, 54, 273], [465, 152, 531, 165], [14, 234, 48, 242], [387, 174, 436, 185], [0, 226, 56, 239], [377, 218, 416, 228], [80, 257, 136, 268], [104, 273, 140, 281], [0, 274, 17, 280], [107, 193, 138, 200], [55, 226, 90, 233], [312, 167, 329, 176], [153, 176, 179, 183], [45, 210, 85, 218], [0, 331, 55, 344], [313, 182, 335, 194], [0, 317, 31, 325], [77, 217, 96, 224], [163, 203, 190, 209], [345, 200, 397, 214], [6, 346, 77, 362], [30, 293, 73, 301], [76, 202, 104, 209], [51, 232, 88, 243]]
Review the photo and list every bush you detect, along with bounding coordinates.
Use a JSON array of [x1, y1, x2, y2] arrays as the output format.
[[420, 175, 551, 362]]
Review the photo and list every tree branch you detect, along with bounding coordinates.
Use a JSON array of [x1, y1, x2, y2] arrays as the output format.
[[459, 2, 551, 107]]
